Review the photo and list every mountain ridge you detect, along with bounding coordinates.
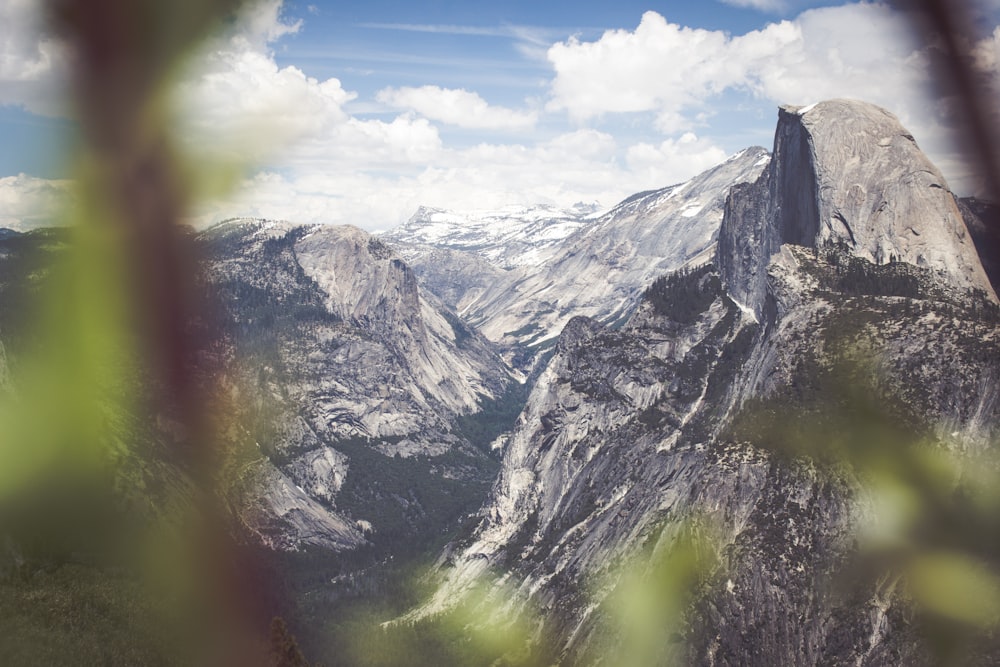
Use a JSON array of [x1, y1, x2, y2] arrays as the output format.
[[385, 147, 771, 372], [201, 218, 516, 552], [413, 99, 1000, 664]]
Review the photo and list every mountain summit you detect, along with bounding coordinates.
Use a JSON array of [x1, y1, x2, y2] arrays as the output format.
[[418, 100, 1000, 664], [719, 98, 995, 316]]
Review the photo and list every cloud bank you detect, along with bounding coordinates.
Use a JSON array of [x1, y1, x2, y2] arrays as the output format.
[[0, 0, 67, 116], [3, 1, 999, 231]]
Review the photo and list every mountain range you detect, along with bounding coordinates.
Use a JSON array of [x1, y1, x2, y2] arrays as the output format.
[[384, 148, 770, 371], [411, 99, 1000, 665], [1, 98, 999, 665]]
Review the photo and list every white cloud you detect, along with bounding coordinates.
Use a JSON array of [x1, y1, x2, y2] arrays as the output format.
[[0, 0, 67, 115], [176, 0, 452, 176], [189, 124, 738, 232], [544, 4, 1000, 195], [545, 11, 799, 128], [357, 22, 559, 49], [0, 0, 300, 120], [0, 174, 71, 230], [173, 0, 354, 165], [545, 6, 931, 126], [16, 0, 994, 232], [178, 3, 661, 229], [188, 3, 965, 230], [626, 133, 730, 186], [176, 45, 355, 163], [747, 3, 1000, 194], [320, 115, 444, 166], [376, 86, 538, 131], [539, 128, 617, 160], [971, 25, 1000, 67], [233, 0, 303, 50], [745, 4, 926, 114]]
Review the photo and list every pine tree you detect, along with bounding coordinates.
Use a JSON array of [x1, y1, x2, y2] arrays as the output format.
[[269, 616, 308, 667]]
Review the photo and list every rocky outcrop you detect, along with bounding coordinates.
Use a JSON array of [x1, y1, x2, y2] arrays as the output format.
[[388, 149, 770, 371], [385, 244, 510, 315], [294, 225, 511, 418], [421, 102, 1000, 664], [958, 196, 1000, 292], [206, 220, 512, 440], [720, 100, 995, 318], [202, 219, 515, 550]]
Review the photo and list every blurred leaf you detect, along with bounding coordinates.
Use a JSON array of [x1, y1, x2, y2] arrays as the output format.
[[908, 551, 1000, 628]]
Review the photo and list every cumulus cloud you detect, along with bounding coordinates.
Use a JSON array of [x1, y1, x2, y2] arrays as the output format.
[[750, 3, 1000, 193], [971, 25, 1000, 68], [176, 45, 355, 163], [746, 4, 926, 114], [235, 0, 303, 49], [626, 133, 730, 187], [970, 24, 1000, 95], [189, 2, 973, 229], [545, 6, 930, 126], [178, 2, 660, 229], [190, 128, 719, 231], [544, 4, 1000, 194], [551, 7, 910, 120], [174, 0, 352, 164], [176, 0, 451, 175], [376, 86, 538, 131], [0, 174, 71, 230], [545, 11, 799, 130], [0, 0, 67, 115]]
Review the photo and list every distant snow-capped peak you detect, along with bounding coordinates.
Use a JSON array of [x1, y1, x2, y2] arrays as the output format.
[[380, 202, 602, 270]]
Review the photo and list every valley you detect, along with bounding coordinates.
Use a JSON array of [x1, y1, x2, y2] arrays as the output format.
[[2, 99, 1000, 665]]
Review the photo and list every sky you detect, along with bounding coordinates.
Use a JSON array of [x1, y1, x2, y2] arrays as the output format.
[[1, 0, 1000, 231]]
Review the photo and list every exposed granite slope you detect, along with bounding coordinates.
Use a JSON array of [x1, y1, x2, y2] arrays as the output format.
[[720, 99, 994, 318]]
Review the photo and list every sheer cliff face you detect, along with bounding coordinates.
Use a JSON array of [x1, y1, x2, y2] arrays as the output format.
[[720, 99, 995, 317], [202, 220, 512, 550], [428, 101, 1000, 664], [385, 149, 770, 371]]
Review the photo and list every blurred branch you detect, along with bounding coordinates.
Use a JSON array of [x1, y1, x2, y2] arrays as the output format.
[[894, 0, 1000, 202], [45, 0, 242, 473]]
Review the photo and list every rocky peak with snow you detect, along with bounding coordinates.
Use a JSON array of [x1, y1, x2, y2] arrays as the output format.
[[719, 99, 995, 317], [382, 203, 600, 270], [387, 148, 770, 372]]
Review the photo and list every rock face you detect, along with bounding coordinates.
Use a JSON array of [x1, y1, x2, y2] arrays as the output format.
[[422, 101, 1000, 664], [202, 219, 515, 550], [387, 149, 769, 370], [958, 196, 1000, 292], [380, 244, 512, 324], [719, 99, 995, 318]]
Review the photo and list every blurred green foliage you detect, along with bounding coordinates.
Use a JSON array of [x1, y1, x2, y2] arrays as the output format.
[[0, 0, 274, 664], [733, 360, 1000, 664], [591, 521, 720, 667], [0, 1, 998, 665]]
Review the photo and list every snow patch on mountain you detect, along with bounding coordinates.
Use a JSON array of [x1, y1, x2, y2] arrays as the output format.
[[382, 202, 601, 270]]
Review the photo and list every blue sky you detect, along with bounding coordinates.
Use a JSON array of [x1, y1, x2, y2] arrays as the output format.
[[1, 0, 999, 230]]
